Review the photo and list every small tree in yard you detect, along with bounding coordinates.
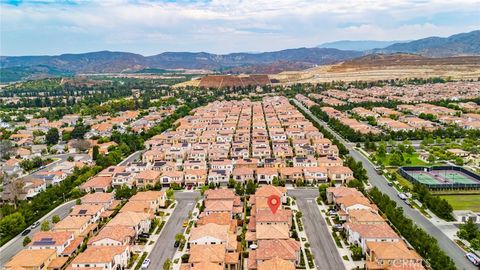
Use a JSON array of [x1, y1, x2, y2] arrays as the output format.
[[246, 179, 256, 195], [41, 220, 50, 231], [163, 259, 172, 270], [23, 236, 31, 246], [175, 233, 185, 244], [52, 215, 60, 224]]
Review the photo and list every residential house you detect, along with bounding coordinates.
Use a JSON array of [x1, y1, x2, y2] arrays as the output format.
[[4, 249, 57, 270], [70, 245, 130, 270], [88, 226, 135, 246]]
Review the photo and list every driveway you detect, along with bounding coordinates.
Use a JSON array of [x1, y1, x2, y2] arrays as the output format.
[[147, 191, 199, 270], [293, 99, 476, 270], [288, 189, 345, 270]]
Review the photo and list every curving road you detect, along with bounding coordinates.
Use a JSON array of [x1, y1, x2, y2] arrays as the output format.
[[293, 99, 475, 270]]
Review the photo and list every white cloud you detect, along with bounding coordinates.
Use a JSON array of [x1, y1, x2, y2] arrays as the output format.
[[0, 0, 479, 55]]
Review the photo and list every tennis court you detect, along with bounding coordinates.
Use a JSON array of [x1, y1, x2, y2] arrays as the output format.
[[409, 172, 441, 185], [433, 170, 478, 184], [400, 166, 480, 190]]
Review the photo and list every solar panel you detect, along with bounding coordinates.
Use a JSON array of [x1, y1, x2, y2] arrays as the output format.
[[78, 209, 87, 214], [32, 238, 56, 245]]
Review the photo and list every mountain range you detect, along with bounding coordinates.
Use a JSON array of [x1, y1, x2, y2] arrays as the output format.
[[0, 30, 478, 83], [318, 40, 405, 51]]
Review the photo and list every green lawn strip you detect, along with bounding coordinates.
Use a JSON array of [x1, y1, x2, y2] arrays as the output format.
[[134, 252, 149, 270], [440, 195, 480, 212]]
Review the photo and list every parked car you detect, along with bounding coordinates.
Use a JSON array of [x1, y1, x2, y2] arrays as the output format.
[[466, 252, 480, 266], [333, 224, 343, 230], [397, 193, 408, 200], [141, 258, 151, 269], [31, 221, 40, 229], [328, 210, 337, 216], [21, 229, 31, 236], [174, 241, 180, 248], [405, 200, 412, 207], [387, 182, 393, 187]]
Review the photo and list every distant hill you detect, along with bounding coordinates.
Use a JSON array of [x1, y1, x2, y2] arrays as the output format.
[[1, 30, 479, 82], [0, 48, 361, 82], [318, 40, 404, 51], [373, 30, 480, 57]]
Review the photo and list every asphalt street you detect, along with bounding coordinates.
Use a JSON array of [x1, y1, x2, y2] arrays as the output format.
[[293, 99, 476, 270], [21, 153, 91, 181], [119, 150, 145, 166], [288, 189, 345, 270], [147, 191, 199, 270], [0, 200, 76, 267]]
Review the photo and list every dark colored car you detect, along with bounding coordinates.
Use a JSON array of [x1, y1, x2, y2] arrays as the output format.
[[21, 229, 31, 236], [174, 241, 180, 248]]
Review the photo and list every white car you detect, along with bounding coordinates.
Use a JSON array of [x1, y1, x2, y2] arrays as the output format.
[[397, 193, 408, 200], [466, 252, 480, 266], [31, 221, 40, 229], [141, 258, 151, 269]]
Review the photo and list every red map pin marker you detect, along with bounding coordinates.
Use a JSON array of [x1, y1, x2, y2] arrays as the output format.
[[267, 194, 281, 214]]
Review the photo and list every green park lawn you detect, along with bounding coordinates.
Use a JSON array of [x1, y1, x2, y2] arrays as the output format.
[[440, 195, 480, 212], [378, 153, 427, 167]]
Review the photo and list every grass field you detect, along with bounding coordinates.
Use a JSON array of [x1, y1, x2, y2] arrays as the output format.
[[440, 195, 480, 212], [378, 153, 427, 167]]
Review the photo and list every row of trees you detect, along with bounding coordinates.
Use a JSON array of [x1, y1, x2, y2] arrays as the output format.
[[457, 219, 480, 251], [414, 184, 454, 220], [368, 187, 457, 270]]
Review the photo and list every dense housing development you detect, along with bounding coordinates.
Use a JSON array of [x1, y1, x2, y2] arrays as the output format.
[[1, 79, 480, 270]]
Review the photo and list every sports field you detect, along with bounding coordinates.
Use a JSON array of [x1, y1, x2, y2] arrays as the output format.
[[408, 170, 479, 185], [440, 195, 480, 212]]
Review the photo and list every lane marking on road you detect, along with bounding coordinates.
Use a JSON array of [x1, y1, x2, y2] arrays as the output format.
[[187, 203, 193, 205], [307, 199, 312, 203]]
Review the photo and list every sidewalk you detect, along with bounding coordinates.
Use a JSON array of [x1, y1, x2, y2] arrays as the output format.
[[131, 202, 178, 269], [316, 200, 363, 270], [290, 198, 316, 270]]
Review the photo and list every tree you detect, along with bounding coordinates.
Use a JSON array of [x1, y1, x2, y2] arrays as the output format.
[[0, 212, 26, 239], [457, 219, 479, 241], [318, 184, 329, 202], [71, 139, 91, 153], [389, 152, 403, 166], [23, 236, 31, 246], [46, 128, 59, 145], [115, 185, 136, 200], [67, 156, 74, 162], [246, 180, 256, 195], [71, 121, 89, 139], [272, 176, 280, 186], [51, 215, 60, 224], [166, 188, 175, 200], [175, 233, 185, 244], [347, 179, 365, 193], [227, 178, 236, 188], [163, 259, 172, 270], [454, 157, 464, 166], [41, 220, 50, 231], [235, 182, 244, 196], [92, 145, 100, 161], [427, 154, 436, 164], [377, 142, 387, 158], [0, 140, 14, 159]]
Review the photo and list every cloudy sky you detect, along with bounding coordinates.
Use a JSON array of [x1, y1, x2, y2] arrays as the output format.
[[1, 0, 479, 56]]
